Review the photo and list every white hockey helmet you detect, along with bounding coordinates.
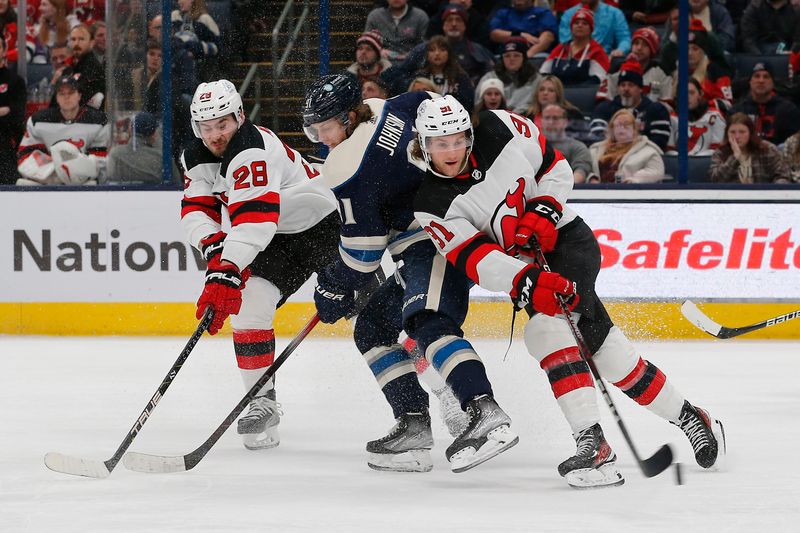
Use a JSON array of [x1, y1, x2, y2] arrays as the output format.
[[190, 79, 245, 138], [415, 95, 473, 178]]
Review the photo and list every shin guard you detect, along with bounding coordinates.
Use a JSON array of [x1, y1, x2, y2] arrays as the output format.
[[525, 314, 600, 433], [593, 327, 684, 422]]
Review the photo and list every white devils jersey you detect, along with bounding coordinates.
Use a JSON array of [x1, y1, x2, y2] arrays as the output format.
[[180, 121, 337, 269], [414, 109, 577, 295]]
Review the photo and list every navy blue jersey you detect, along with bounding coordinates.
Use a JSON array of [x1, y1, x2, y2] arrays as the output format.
[[321, 91, 434, 287]]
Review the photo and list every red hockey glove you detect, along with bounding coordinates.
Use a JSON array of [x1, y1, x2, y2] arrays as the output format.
[[199, 231, 227, 262], [196, 257, 251, 335], [515, 196, 562, 254], [510, 265, 579, 317]]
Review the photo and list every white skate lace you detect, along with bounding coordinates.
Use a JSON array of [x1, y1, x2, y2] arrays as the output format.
[[680, 409, 710, 451], [241, 396, 282, 422], [575, 427, 596, 457]]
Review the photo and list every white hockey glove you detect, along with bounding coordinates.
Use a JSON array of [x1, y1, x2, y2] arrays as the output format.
[[17, 150, 56, 184], [51, 141, 100, 184]]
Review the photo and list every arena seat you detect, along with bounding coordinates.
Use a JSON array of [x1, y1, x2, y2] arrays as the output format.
[[662, 154, 713, 183], [27, 63, 53, 86], [564, 84, 600, 115]]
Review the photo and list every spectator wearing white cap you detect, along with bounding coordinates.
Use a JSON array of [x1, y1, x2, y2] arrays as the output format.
[[475, 36, 539, 113], [471, 77, 507, 126], [347, 30, 394, 85]]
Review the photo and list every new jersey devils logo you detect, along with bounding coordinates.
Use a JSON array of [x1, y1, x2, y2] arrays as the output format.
[[490, 178, 526, 252]]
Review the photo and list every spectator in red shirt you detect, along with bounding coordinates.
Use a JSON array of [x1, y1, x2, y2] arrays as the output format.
[[686, 19, 732, 108]]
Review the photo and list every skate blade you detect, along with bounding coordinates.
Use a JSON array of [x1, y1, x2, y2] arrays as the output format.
[[367, 449, 433, 473], [450, 425, 519, 473], [242, 427, 280, 451], [565, 463, 625, 489]]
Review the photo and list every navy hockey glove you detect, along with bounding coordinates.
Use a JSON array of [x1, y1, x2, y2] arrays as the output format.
[[314, 268, 356, 324], [199, 231, 227, 262], [510, 265, 578, 317], [515, 196, 562, 254], [197, 257, 251, 335]]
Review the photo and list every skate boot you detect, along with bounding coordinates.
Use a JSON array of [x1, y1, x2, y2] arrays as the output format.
[[445, 395, 518, 473], [673, 400, 726, 469], [558, 423, 624, 489], [432, 386, 469, 438], [237, 389, 281, 450], [367, 411, 434, 472]]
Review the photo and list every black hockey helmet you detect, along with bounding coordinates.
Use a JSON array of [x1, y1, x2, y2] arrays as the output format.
[[302, 74, 361, 130]]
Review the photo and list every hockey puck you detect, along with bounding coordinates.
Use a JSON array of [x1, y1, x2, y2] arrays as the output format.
[[674, 462, 683, 485]]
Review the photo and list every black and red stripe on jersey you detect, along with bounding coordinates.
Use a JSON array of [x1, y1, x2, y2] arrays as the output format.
[[181, 195, 222, 224], [612, 357, 666, 406], [539, 346, 594, 399], [228, 191, 280, 226], [233, 329, 276, 370], [445, 232, 505, 283]]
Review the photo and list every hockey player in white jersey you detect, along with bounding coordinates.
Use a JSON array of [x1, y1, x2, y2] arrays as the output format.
[[412, 95, 726, 488], [181, 80, 341, 450], [303, 74, 517, 473]]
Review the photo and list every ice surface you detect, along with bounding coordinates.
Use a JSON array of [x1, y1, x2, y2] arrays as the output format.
[[2, 334, 798, 532]]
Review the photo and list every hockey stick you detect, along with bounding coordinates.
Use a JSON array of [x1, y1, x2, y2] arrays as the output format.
[[681, 300, 800, 339], [530, 241, 673, 478], [43, 308, 214, 478], [122, 313, 320, 473]]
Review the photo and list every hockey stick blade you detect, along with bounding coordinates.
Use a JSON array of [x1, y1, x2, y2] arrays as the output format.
[[44, 452, 111, 479], [43, 309, 213, 478], [122, 314, 320, 474], [639, 444, 674, 478], [681, 300, 800, 339], [680, 301, 723, 337]]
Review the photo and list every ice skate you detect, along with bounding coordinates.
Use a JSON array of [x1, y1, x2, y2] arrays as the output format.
[[237, 389, 281, 450], [673, 400, 726, 469], [558, 423, 624, 489], [367, 411, 434, 473], [445, 395, 518, 473], [432, 386, 469, 437]]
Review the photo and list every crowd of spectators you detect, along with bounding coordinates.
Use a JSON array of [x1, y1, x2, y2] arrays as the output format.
[[3, 1, 800, 185], [0, 0, 221, 185], [345, 0, 800, 184]]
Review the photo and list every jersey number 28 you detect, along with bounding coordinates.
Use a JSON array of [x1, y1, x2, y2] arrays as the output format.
[[233, 161, 268, 190]]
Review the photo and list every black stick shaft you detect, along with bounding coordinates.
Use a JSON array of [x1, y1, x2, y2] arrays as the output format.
[[102, 308, 213, 472], [718, 309, 800, 339], [182, 314, 320, 470]]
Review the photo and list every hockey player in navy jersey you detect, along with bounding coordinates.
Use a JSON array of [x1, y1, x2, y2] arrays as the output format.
[[181, 80, 342, 451], [302, 74, 518, 473], [412, 95, 726, 488]]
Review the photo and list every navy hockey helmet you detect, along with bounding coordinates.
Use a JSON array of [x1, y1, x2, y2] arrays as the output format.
[[302, 74, 362, 143]]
